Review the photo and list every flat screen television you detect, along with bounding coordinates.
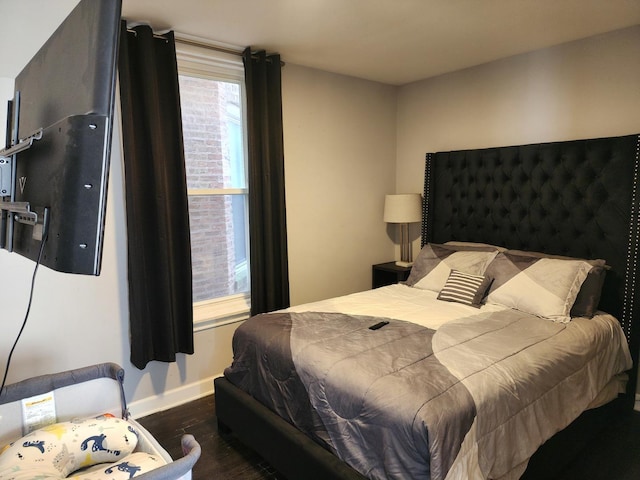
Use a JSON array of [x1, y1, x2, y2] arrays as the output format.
[[0, 0, 121, 275]]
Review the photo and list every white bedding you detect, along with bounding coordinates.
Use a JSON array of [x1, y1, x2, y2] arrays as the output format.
[[286, 284, 509, 329]]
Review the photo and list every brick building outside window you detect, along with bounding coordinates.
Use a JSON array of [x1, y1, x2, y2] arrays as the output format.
[[177, 42, 250, 330]]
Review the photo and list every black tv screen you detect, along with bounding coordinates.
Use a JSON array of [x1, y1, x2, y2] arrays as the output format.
[[2, 0, 122, 275]]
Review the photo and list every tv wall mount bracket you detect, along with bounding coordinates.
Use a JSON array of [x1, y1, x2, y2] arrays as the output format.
[[0, 128, 44, 227]]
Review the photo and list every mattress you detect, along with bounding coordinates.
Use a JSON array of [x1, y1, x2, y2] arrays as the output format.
[[224, 284, 632, 480]]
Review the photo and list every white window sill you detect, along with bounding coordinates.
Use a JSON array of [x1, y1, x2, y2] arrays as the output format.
[[193, 293, 251, 332]]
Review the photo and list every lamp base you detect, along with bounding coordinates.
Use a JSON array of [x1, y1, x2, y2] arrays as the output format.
[[395, 260, 413, 268]]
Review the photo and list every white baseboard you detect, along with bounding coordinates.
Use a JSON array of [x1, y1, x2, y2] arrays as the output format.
[[635, 394, 640, 412], [128, 374, 219, 419]]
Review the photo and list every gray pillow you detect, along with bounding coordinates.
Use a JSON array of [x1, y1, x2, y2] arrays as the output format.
[[405, 243, 499, 292], [437, 270, 493, 308], [507, 249, 607, 318], [484, 252, 593, 323]]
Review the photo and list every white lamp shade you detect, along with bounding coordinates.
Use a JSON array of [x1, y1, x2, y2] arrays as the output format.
[[383, 194, 422, 223]]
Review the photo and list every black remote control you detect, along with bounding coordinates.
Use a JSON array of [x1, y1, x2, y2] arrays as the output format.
[[369, 321, 389, 330]]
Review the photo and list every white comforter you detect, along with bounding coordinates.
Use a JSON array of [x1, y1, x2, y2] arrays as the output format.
[[286, 283, 510, 329]]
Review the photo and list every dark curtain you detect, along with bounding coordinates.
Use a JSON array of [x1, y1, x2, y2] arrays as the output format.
[[118, 23, 194, 369], [243, 48, 290, 315]]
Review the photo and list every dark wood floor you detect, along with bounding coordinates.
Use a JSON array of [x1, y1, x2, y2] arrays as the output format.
[[137, 394, 640, 480], [138, 395, 283, 480]]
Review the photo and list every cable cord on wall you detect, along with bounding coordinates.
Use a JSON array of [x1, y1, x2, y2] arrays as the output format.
[[0, 215, 49, 397]]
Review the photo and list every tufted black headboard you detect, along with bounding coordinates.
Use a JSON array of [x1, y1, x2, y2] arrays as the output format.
[[423, 134, 640, 362]]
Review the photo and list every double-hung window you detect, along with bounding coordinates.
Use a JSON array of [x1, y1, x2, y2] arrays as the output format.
[[176, 40, 250, 330]]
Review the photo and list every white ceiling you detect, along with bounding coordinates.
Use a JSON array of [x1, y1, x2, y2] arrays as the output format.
[[124, 0, 640, 85], [2, 0, 640, 86]]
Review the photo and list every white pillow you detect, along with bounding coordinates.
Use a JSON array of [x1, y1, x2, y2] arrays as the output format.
[[484, 252, 592, 323]]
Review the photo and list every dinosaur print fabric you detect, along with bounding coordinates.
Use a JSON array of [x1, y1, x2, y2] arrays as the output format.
[[0, 415, 163, 479]]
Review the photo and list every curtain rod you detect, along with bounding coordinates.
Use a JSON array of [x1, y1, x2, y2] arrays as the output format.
[[174, 35, 285, 66], [125, 27, 240, 55], [175, 36, 244, 57], [175, 36, 283, 65], [125, 28, 283, 64]]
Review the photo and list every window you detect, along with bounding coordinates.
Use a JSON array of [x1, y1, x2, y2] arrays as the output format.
[[176, 41, 250, 330]]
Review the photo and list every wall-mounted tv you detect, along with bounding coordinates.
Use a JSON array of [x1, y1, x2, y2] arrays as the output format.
[[0, 0, 122, 275]]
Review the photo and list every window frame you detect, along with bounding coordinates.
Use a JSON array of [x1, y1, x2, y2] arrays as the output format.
[[175, 38, 251, 331]]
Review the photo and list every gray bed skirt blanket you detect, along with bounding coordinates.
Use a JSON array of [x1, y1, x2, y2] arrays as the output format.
[[224, 309, 631, 480]]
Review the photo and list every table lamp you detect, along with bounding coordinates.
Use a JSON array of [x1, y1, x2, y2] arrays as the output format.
[[383, 193, 422, 267]]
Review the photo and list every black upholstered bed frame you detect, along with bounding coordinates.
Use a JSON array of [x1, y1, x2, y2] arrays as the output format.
[[215, 133, 640, 480]]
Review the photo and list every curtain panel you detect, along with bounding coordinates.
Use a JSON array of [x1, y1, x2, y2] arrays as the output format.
[[118, 23, 194, 369], [243, 48, 290, 315]]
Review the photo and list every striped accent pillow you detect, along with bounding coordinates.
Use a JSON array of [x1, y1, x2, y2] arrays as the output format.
[[437, 270, 492, 308]]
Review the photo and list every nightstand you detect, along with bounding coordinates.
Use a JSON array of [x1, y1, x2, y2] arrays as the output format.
[[372, 262, 412, 289]]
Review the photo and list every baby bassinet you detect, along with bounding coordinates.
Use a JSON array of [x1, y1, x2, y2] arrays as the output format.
[[0, 363, 200, 480]]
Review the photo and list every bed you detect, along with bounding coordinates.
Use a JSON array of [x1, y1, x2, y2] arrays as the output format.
[[214, 133, 640, 480]]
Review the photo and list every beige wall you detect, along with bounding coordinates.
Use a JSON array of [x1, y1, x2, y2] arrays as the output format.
[[282, 64, 397, 305], [396, 26, 640, 196], [0, 78, 10, 136]]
